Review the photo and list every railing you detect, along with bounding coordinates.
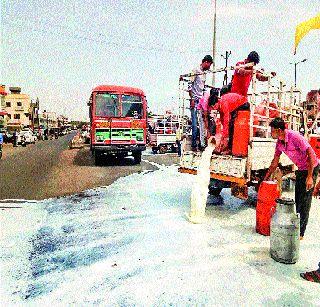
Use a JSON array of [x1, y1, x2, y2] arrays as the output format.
[[178, 64, 303, 141]]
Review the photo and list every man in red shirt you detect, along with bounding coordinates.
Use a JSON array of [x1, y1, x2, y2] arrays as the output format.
[[231, 51, 275, 97]]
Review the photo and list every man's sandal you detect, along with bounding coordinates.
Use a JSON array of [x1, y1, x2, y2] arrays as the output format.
[[300, 270, 320, 283]]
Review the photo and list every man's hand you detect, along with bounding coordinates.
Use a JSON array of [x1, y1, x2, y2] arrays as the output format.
[[190, 99, 195, 109], [313, 180, 320, 197], [306, 176, 314, 191]]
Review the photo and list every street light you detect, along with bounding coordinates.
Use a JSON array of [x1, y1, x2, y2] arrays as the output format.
[[290, 58, 307, 88]]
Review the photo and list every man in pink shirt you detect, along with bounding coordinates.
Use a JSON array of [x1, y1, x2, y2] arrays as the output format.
[[264, 117, 319, 239]]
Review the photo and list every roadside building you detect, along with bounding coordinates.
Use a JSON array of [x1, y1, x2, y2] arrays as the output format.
[[30, 97, 40, 130], [57, 115, 69, 129], [42, 111, 58, 129], [0, 85, 8, 131], [4, 87, 31, 131]]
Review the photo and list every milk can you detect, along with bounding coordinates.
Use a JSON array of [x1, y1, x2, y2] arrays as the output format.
[[270, 198, 300, 264]]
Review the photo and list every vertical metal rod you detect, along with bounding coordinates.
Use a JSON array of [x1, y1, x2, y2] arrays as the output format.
[[212, 0, 217, 86], [294, 62, 297, 88]]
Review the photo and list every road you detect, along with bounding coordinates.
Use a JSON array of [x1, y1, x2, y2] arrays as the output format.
[[0, 134, 179, 200], [1, 162, 319, 305]]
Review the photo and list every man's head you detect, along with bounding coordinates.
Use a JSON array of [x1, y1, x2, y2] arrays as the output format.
[[208, 87, 220, 106], [201, 55, 213, 70], [247, 51, 260, 65], [270, 117, 286, 139]]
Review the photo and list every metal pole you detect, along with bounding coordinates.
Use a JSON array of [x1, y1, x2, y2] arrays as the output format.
[[294, 62, 297, 88], [221, 51, 231, 85], [212, 0, 217, 86]]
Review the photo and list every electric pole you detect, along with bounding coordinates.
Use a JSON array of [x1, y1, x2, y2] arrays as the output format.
[[212, 0, 217, 86], [221, 51, 232, 85]]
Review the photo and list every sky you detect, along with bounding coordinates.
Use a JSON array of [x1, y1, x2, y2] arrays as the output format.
[[1, 0, 319, 121]]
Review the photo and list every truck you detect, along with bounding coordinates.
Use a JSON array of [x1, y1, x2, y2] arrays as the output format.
[[178, 66, 304, 199], [148, 115, 179, 154], [88, 85, 148, 165]]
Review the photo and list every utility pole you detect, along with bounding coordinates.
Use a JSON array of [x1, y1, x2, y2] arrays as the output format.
[[290, 58, 307, 88], [212, 0, 217, 86], [36, 97, 40, 129], [221, 51, 232, 85]]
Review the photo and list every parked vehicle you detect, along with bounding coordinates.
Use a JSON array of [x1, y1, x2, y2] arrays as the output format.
[[148, 116, 179, 154], [18, 129, 37, 145], [81, 127, 90, 144], [88, 85, 148, 165]]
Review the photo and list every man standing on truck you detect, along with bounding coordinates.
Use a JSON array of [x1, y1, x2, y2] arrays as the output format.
[[187, 55, 213, 151], [264, 117, 319, 240], [231, 51, 276, 97]]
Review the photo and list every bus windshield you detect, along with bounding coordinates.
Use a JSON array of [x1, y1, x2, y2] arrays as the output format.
[[95, 93, 120, 117], [121, 94, 143, 118]]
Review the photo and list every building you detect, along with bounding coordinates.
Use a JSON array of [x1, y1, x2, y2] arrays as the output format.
[[0, 85, 8, 131], [41, 111, 58, 129], [57, 115, 69, 128], [4, 87, 31, 130]]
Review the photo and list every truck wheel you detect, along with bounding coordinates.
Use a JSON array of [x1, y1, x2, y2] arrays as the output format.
[[208, 187, 223, 196], [171, 144, 177, 153], [94, 151, 103, 166], [133, 152, 142, 164], [159, 145, 167, 154], [152, 147, 158, 154]]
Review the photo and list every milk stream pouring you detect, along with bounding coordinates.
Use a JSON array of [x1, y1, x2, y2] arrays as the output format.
[[187, 138, 215, 224], [270, 198, 300, 264]]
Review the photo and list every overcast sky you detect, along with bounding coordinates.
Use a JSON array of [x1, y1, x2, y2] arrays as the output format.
[[1, 0, 319, 120]]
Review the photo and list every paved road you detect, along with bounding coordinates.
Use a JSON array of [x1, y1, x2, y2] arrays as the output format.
[[0, 134, 75, 200], [0, 135, 179, 200]]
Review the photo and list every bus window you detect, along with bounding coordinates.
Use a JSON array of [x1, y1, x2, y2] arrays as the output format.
[[95, 93, 119, 117], [122, 95, 143, 118]]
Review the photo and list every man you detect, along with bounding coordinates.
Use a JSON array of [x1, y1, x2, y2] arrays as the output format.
[[188, 55, 213, 151], [300, 264, 320, 283], [300, 184, 320, 283], [264, 117, 319, 239], [215, 51, 276, 153], [231, 51, 275, 97]]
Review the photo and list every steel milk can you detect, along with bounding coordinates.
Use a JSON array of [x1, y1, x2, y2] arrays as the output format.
[[270, 198, 300, 264]]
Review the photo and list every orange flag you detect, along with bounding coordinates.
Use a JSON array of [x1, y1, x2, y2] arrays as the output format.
[[294, 13, 320, 54]]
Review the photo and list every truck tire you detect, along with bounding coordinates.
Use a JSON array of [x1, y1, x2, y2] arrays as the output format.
[[133, 152, 142, 164], [94, 151, 103, 166], [159, 145, 167, 154], [208, 187, 223, 196], [152, 147, 158, 154]]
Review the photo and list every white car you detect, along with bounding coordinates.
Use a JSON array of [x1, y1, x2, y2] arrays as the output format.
[[18, 129, 37, 144]]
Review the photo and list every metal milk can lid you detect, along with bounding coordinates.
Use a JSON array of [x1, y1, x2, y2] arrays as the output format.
[[276, 198, 295, 205]]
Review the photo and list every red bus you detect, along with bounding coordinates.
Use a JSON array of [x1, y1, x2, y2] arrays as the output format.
[[88, 85, 147, 165]]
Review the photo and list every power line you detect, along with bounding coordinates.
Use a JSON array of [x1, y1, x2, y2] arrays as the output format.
[[3, 18, 212, 55]]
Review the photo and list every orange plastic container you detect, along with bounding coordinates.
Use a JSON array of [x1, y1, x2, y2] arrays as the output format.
[[232, 110, 250, 157], [309, 135, 320, 158], [256, 181, 280, 236]]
